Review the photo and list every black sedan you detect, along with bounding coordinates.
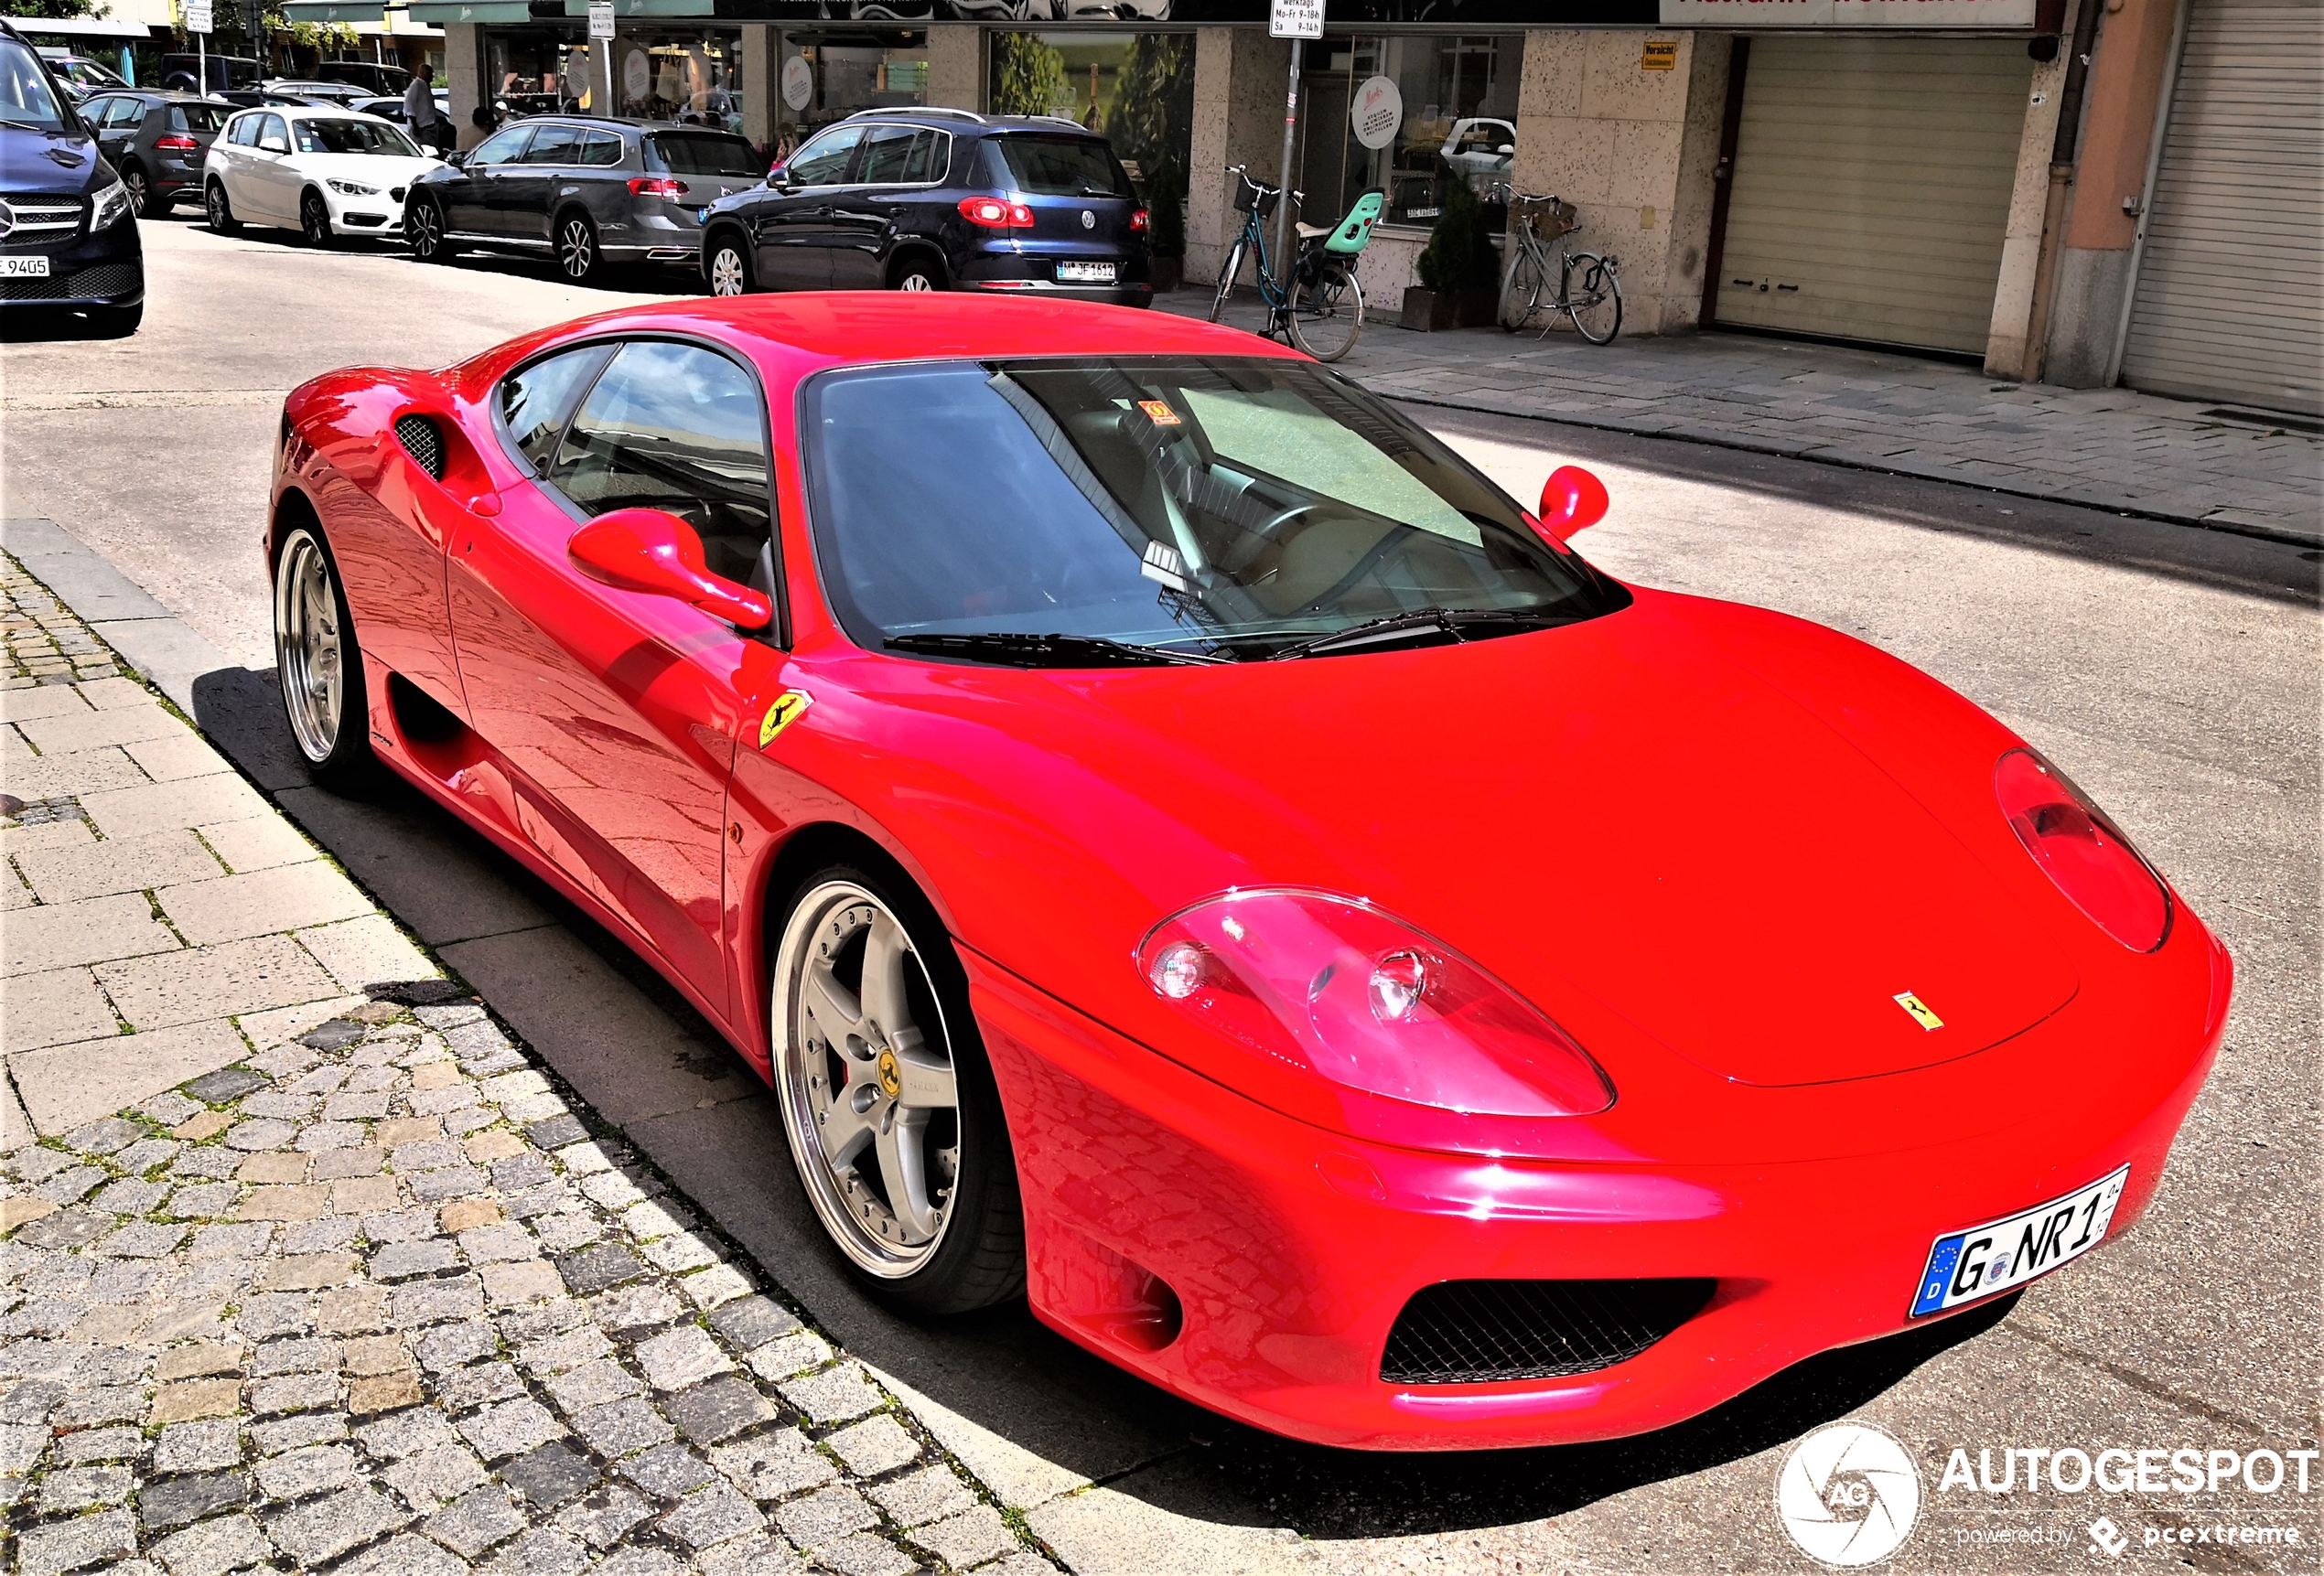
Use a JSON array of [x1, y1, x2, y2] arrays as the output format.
[[403, 116, 760, 284]]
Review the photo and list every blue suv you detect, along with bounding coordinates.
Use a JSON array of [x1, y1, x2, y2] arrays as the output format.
[[699, 107, 1151, 306]]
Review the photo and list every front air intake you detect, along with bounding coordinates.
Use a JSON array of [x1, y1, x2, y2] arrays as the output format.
[[393, 413, 446, 480], [1381, 1278, 1715, 1384]]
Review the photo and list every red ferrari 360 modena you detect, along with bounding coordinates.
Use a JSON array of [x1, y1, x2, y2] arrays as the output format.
[[269, 295, 2229, 1451]]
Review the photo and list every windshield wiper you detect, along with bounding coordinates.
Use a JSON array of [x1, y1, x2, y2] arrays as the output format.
[[1264, 606, 1573, 660], [885, 632, 1223, 669]]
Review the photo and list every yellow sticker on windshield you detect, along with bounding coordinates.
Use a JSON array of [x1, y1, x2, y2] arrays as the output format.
[[1137, 400, 1182, 426], [758, 690, 812, 749], [1893, 991, 1944, 1031]]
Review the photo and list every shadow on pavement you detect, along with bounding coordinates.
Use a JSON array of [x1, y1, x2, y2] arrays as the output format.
[[188, 656, 2021, 1539]]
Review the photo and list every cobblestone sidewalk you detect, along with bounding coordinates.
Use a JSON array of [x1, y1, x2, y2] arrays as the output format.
[[1162, 292, 2324, 546], [0, 557, 1052, 1576]]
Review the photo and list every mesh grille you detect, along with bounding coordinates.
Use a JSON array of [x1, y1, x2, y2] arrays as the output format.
[[1381, 1278, 1715, 1385], [0, 263, 139, 302], [394, 413, 446, 480]]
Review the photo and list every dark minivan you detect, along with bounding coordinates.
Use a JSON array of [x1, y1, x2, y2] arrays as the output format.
[[699, 107, 1150, 306], [0, 22, 142, 336]]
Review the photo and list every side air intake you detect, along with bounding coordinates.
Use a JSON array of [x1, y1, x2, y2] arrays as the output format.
[[1381, 1278, 1716, 1384], [394, 413, 446, 481]]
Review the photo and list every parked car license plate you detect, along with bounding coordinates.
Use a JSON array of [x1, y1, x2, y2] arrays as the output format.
[[0, 257, 51, 277], [1057, 261, 1115, 284], [1910, 1165, 2128, 1316]]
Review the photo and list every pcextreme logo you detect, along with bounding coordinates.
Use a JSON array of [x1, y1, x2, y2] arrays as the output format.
[[1777, 1421, 1923, 1567]]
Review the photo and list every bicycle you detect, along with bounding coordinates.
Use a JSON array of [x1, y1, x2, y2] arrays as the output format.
[[1206, 166, 1383, 364], [1491, 184, 1622, 345]]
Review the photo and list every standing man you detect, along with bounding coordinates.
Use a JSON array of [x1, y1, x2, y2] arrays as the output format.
[[404, 68, 447, 153]]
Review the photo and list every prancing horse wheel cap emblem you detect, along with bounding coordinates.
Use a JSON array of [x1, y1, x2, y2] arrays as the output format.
[[877, 1048, 902, 1099]]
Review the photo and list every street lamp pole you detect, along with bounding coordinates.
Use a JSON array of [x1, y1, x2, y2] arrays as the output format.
[[1273, 40, 1301, 269]]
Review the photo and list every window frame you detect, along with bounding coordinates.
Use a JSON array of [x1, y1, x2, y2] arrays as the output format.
[[518, 121, 587, 166], [854, 123, 951, 190], [492, 332, 789, 648], [780, 122, 866, 189], [466, 122, 535, 168]]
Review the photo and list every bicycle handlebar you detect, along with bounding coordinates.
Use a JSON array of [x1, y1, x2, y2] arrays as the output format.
[[1223, 163, 1302, 206], [1485, 181, 1562, 206]]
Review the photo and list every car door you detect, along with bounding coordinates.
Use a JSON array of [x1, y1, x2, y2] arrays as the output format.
[[824, 123, 927, 288], [500, 119, 581, 243], [441, 123, 532, 237], [86, 97, 129, 166], [245, 113, 299, 220], [751, 123, 863, 290], [446, 337, 776, 1008]]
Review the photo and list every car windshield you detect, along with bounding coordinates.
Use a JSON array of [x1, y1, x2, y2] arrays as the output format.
[[0, 38, 70, 131], [172, 102, 231, 133], [803, 358, 1629, 664], [991, 134, 1132, 198], [296, 116, 419, 155], [651, 132, 756, 176]]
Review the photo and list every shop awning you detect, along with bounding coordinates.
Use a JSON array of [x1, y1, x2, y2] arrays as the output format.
[[404, 0, 537, 22], [283, 1, 382, 20], [8, 16, 157, 38], [559, 0, 720, 15]]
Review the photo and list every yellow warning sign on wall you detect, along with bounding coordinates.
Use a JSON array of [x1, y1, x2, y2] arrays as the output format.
[[1643, 39, 1678, 69]]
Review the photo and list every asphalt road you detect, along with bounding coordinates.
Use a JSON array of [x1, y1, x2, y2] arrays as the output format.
[[5, 214, 2319, 1575]]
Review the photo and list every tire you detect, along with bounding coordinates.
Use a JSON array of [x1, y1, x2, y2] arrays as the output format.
[[204, 179, 239, 235], [1288, 263, 1363, 362], [1501, 245, 1546, 332], [407, 195, 454, 263], [704, 231, 752, 296], [769, 863, 1025, 1317], [1565, 252, 1623, 345], [555, 211, 601, 284], [301, 189, 335, 249], [890, 253, 941, 293], [123, 164, 163, 220], [91, 301, 142, 338], [1208, 240, 1245, 323], [273, 524, 375, 790]]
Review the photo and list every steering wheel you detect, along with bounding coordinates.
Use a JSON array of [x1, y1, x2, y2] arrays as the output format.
[[1254, 500, 1325, 537]]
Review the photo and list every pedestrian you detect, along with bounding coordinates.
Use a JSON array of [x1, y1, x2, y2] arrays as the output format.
[[403, 70, 448, 154]]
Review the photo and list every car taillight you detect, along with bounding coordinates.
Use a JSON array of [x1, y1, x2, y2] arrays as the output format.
[[1995, 747, 2171, 951], [959, 195, 1034, 229], [156, 134, 199, 150], [628, 177, 688, 199], [1135, 889, 1613, 1118], [1130, 207, 1149, 233]]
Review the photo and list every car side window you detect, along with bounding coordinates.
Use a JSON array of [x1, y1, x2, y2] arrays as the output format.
[[467, 124, 532, 167], [83, 95, 116, 124], [855, 125, 918, 185], [579, 129, 623, 166], [783, 124, 861, 188], [548, 340, 771, 586], [225, 113, 254, 145], [903, 130, 947, 185], [255, 113, 287, 152], [500, 344, 612, 475], [122, 99, 153, 129], [522, 123, 583, 165]]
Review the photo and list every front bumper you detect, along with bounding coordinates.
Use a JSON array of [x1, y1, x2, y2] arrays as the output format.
[[322, 188, 406, 237], [966, 921, 2229, 1450], [0, 214, 143, 310]]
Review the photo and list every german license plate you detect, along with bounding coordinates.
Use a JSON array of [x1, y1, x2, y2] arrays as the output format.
[[1910, 1165, 2127, 1316], [0, 256, 51, 277], [1057, 261, 1115, 284]]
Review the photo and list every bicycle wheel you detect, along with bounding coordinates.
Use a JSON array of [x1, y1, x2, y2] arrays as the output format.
[[1209, 241, 1246, 324], [1565, 253, 1623, 345], [1289, 264, 1364, 362], [1500, 246, 1548, 332]]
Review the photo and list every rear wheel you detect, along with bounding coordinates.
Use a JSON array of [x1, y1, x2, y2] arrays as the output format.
[[704, 231, 751, 296], [123, 165, 164, 220], [204, 179, 239, 234], [770, 865, 1024, 1316], [273, 525, 374, 789], [555, 212, 601, 284], [301, 190, 334, 248], [890, 254, 941, 292], [407, 195, 454, 263], [1208, 240, 1245, 323], [1288, 262, 1363, 362], [1565, 252, 1623, 345]]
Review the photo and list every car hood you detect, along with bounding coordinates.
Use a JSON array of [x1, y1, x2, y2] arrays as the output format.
[[0, 129, 101, 194], [899, 589, 2076, 1090], [290, 151, 440, 184]]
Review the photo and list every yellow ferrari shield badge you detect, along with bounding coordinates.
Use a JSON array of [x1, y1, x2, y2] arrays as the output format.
[[758, 690, 812, 749], [1893, 991, 1944, 1032]]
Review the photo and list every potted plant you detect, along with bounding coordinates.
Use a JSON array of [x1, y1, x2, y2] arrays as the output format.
[[1402, 176, 1501, 331]]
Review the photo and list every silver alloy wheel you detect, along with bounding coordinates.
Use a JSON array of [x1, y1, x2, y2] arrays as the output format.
[[274, 531, 343, 765], [410, 199, 439, 258], [772, 881, 961, 1277], [123, 167, 148, 213], [303, 193, 331, 246], [559, 217, 594, 280], [708, 244, 746, 296], [897, 271, 934, 292]]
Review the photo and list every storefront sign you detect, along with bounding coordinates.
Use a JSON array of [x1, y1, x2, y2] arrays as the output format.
[[587, 0, 614, 39], [1658, 0, 2036, 25], [622, 46, 650, 99], [184, 0, 211, 29], [780, 53, 812, 111], [1642, 38, 1676, 66], [1350, 73, 1400, 149], [1268, 0, 1325, 39]]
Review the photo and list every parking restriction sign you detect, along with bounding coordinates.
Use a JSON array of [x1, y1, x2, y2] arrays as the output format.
[[1268, 0, 1323, 39]]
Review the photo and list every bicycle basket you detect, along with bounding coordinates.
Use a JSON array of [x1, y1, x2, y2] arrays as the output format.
[[1235, 180, 1281, 218], [1535, 197, 1579, 239]]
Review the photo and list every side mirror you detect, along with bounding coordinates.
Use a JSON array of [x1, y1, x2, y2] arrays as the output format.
[[446, 148, 468, 168], [258, 135, 288, 154], [568, 509, 771, 631], [1497, 144, 1514, 155], [766, 165, 792, 191], [1537, 465, 1609, 541]]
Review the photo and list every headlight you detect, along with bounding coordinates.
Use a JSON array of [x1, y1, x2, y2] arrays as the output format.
[[90, 177, 131, 231], [1135, 888, 1614, 1118], [1995, 748, 2171, 951], [326, 178, 381, 197]]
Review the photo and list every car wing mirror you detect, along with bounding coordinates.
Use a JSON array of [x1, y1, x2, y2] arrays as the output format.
[[568, 508, 772, 632], [1537, 465, 1609, 541], [446, 148, 468, 167]]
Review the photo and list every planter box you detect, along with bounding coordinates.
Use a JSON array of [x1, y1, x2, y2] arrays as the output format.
[[1150, 256, 1183, 294], [1399, 285, 1499, 332]]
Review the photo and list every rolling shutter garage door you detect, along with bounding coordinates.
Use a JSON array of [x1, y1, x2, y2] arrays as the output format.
[[2119, 0, 2323, 416], [1715, 38, 2033, 355]]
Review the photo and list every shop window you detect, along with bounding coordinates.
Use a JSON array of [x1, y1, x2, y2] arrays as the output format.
[[986, 32, 1192, 253], [778, 33, 928, 152], [1296, 34, 1519, 231]]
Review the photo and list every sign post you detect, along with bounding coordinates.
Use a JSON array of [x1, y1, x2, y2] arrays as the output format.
[[588, 0, 615, 113], [184, 0, 210, 96], [1266, 0, 1322, 275]]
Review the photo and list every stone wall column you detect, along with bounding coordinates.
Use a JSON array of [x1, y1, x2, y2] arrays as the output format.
[[741, 25, 777, 154], [441, 20, 485, 150], [1985, 6, 2076, 378], [1185, 27, 1293, 288], [926, 25, 981, 112]]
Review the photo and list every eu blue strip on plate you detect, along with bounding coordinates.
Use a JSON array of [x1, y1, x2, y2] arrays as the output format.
[[1912, 1236, 1964, 1317]]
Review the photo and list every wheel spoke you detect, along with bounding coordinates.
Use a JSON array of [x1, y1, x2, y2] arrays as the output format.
[[858, 913, 912, 1042], [803, 965, 863, 1040], [876, 1109, 940, 1240], [890, 1038, 955, 1110]]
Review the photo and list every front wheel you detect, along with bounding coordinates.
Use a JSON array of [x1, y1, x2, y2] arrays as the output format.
[[1565, 252, 1623, 345], [274, 525, 374, 789], [555, 212, 601, 284], [770, 865, 1024, 1316], [205, 180, 239, 235], [407, 196, 454, 263], [301, 190, 335, 249], [704, 232, 752, 296], [1208, 240, 1246, 324], [1288, 263, 1364, 362]]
